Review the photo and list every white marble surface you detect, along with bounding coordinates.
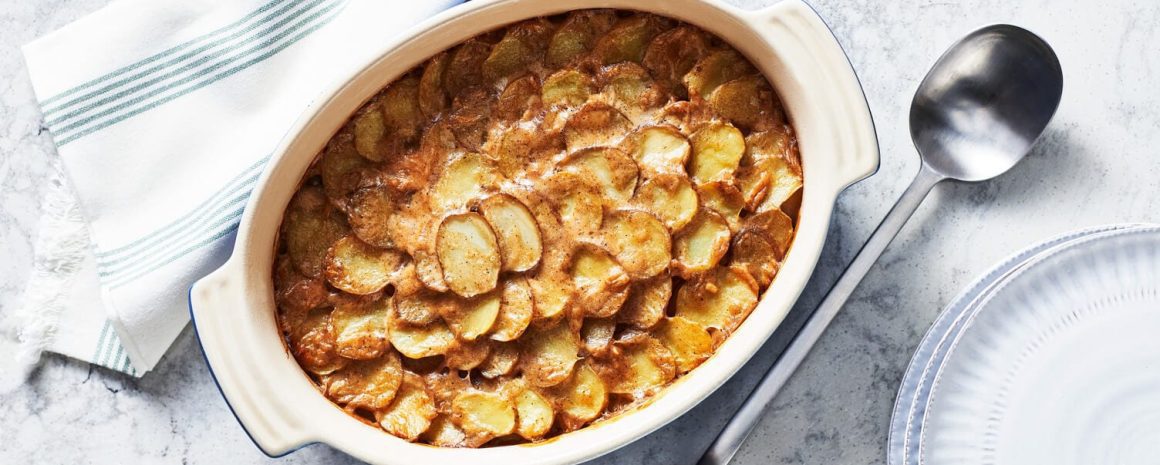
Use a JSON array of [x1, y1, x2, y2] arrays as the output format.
[[2, 0, 1159, 463]]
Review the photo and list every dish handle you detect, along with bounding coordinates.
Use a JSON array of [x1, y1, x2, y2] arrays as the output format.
[[189, 261, 314, 457], [749, 0, 880, 191]]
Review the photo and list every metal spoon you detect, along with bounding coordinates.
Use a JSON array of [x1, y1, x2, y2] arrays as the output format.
[[698, 24, 1063, 465]]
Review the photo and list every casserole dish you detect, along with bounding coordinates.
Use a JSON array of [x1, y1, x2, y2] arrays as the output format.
[[189, 0, 878, 463]]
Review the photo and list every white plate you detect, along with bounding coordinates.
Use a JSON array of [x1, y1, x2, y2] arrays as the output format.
[[887, 224, 1149, 465], [920, 227, 1160, 465]]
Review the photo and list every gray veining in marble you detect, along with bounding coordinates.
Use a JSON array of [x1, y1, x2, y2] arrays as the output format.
[[2, 0, 1159, 463]]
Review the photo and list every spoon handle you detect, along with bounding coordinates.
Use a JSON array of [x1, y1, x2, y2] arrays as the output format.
[[698, 164, 944, 465]]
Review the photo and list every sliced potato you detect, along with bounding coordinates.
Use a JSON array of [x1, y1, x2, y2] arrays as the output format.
[[480, 342, 519, 378], [392, 290, 444, 326], [546, 10, 618, 67], [479, 194, 543, 272], [482, 19, 553, 81], [443, 291, 501, 341], [492, 278, 534, 342], [443, 39, 491, 95], [325, 352, 403, 410], [514, 387, 555, 440], [496, 74, 542, 122], [376, 372, 438, 441], [319, 133, 368, 200], [422, 414, 468, 447], [542, 69, 594, 108], [414, 248, 450, 293], [628, 125, 690, 177], [445, 339, 492, 371], [580, 317, 616, 355], [731, 230, 780, 288], [605, 338, 676, 396], [697, 181, 746, 231], [688, 122, 745, 184], [436, 213, 502, 298], [528, 272, 574, 321], [569, 243, 631, 318], [756, 160, 803, 214], [563, 102, 634, 152], [447, 87, 494, 152], [330, 295, 391, 360], [672, 210, 732, 277], [273, 254, 328, 314], [547, 171, 606, 233], [676, 266, 760, 332], [452, 391, 517, 441], [347, 186, 396, 248], [633, 174, 699, 231], [603, 210, 672, 279], [744, 209, 795, 259], [352, 103, 386, 160], [282, 187, 348, 278], [290, 309, 349, 375], [549, 361, 608, 431], [324, 235, 406, 295], [601, 63, 665, 120], [654, 316, 713, 373], [419, 52, 449, 119], [379, 76, 424, 146], [619, 275, 671, 329], [431, 152, 500, 212], [737, 130, 792, 205], [521, 322, 581, 387], [683, 49, 755, 98], [593, 14, 672, 65], [558, 146, 639, 203], [390, 319, 456, 359], [643, 26, 712, 96], [708, 75, 777, 130]]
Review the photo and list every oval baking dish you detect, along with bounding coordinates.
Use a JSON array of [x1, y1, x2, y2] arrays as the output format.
[[189, 0, 878, 464]]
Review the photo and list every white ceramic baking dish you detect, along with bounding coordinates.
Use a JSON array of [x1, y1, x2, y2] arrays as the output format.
[[189, 0, 878, 463]]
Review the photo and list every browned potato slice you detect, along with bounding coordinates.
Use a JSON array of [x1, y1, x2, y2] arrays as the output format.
[[324, 235, 406, 295], [619, 275, 671, 329], [550, 361, 608, 431], [414, 249, 450, 293], [479, 194, 543, 272], [757, 160, 803, 214], [290, 309, 349, 375], [672, 210, 732, 276], [628, 125, 690, 177], [282, 187, 349, 278], [389, 319, 455, 359], [273, 254, 327, 315], [514, 387, 555, 440], [443, 291, 500, 341], [558, 146, 639, 202], [605, 338, 676, 396], [604, 210, 672, 279], [479, 342, 519, 378], [676, 266, 760, 332], [379, 76, 423, 144], [683, 49, 756, 98], [431, 151, 500, 212], [319, 133, 368, 201], [482, 19, 553, 81], [496, 74, 542, 122], [325, 352, 403, 410], [547, 171, 606, 233], [422, 415, 468, 447], [436, 213, 501, 298], [352, 103, 386, 160], [376, 372, 437, 441], [529, 272, 574, 321], [563, 102, 634, 152], [445, 339, 492, 371], [492, 278, 534, 342], [521, 322, 581, 387], [452, 390, 516, 441], [731, 230, 781, 288], [447, 87, 494, 152], [593, 14, 672, 65], [580, 317, 616, 355], [643, 26, 712, 96], [633, 174, 698, 231], [737, 130, 794, 207], [708, 75, 778, 131], [654, 316, 713, 373], [419, 52, 449, 119], [745, 209, 795, 258], [688, 121, 745, 184], [347, 186, 396, 248], [392, 290, 444, 326], [697, 181, 746, 231], [330, 295, 391, 360], [600, 63, 665, 120], [443, 39, 491, 95], [569, 243, 631, 318], [542, 69, 594, 108], [546, 10, 617, 67]]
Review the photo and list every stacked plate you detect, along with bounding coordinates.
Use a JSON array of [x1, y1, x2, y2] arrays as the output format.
[[888, 224, 1160, 465]]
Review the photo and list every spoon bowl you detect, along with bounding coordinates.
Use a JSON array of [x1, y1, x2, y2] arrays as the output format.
[[911, 25, 1064, 182]]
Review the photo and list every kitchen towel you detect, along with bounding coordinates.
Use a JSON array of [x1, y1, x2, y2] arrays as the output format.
[[15, 0, 463, 380]]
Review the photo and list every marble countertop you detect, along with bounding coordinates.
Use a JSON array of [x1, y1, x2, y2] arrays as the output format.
[[2, 0, 1158, 463]]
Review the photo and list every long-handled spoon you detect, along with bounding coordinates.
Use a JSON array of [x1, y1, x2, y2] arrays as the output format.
[[698, 24, 1063, 465]]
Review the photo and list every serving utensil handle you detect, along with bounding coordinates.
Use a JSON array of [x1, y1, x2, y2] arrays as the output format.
[[698, 164, 944, 465]]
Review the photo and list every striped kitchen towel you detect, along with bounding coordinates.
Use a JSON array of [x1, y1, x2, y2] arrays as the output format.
[[16, 0, 463, 379]]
